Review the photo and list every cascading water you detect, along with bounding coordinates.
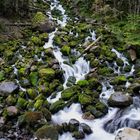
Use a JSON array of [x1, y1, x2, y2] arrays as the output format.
[[41, 0, 140, 140]]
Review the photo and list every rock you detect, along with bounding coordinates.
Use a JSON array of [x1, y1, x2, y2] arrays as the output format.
[[69, 119, 79, 132], [108, 92, 133, 107], [62, 122, 69, 132], [0, 81, 19, 97], [6, 106, 18, 116], [16, 97, 28, 108], [66, 76, 76, 87], [82, 112, 95, 120], [77, 80, 89, 87], [115, 128, 140, 140], [35, 125, 59, 140], [61, 86, 78, 101], [72, 131, 85, 139], [61, 45, 71, 56], [34, 99, 44, 109], [39, 68, 55, 81], [41, 108, 52, 121], [132, 84, 140, 94], [128, 48, 137, 62], [18, 111, 44, 126], [86, 106, 104, 118], [111, 75, 127, 85], [78, 94, 93, 105], [50, 100, 65, 114], [80, 123, 92, 134], [32, 12, 55, 33], [29, 72, 38, 86]]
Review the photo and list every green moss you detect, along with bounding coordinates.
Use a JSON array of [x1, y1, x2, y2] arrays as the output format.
[[17, 97, 27, 108], [111, 75, 127, 85], [39, 68, 55, 81], [78, 94, 93, 105], [27, 88, 37, 99], [31, 36, 42, 45], [61, 45, 71, 56], [50, 100, 65, 113], [32, 12, 46, 26], [29, 72, 38, 86], [0, 71, 5, 81], [77, 80, 89, 87], [34, 99, 44, 109], [61, 86, 78, 101]]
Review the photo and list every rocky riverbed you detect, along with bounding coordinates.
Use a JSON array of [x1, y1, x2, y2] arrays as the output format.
[[0, 0, 140, 140]]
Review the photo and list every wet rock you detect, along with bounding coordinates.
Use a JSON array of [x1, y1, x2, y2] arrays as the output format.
[[29, 72, 38, 86], [78, 94, 93, 105], [32, 12, 55, 33], [41, 108, 52, 121], [61, 86, 78, 101], [69, 119, 79, 132], [61, 45, 71, 56], [108, 92, 133, 107], [80, 123, 92, 134], [18, 111, 44, 126], [86, 106, 104, 118], [5, 106, 18, 116], [72, 131, 85, 139], [39, 68, 55, 81], [132, 84, 140, 95], [16, 97, 28, 108], [35, 125, 59, 140], [77, 80, 89, 87], [62, 122, 69, 132], [50, 100, 65, 114], [66, 76, 76, 87], [115, 128, 140, 140], [0, 81, 19, 97], [82, 112, 95, 120]]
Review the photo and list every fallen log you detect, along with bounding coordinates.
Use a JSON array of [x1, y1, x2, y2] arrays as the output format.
[[5, 23, 32, 27], [78, 36, 102, 58]]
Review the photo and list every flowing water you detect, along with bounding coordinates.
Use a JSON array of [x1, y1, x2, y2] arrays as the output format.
[[39, 0, 140, 139]]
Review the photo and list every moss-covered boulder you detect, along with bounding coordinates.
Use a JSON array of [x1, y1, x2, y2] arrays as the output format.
[[29, 72, 38, 86], [39, 68, 55, 81], [78, 94, 93, 106], [77, 80, 89, 87], [50, 100, 65, 114], [61, 86, 78, 101], [61, 45, 71, 56], [16, 97, 28, 108], [35, 125, 59, 140], [111, 75, 127, 85], [86, 105, 104, 118], [32, 12, 55, 33], [18, 111, 44, 126], [27, 88, 37, 99]]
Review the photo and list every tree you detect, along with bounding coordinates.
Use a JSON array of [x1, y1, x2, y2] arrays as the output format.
[[0, 0, 29, 18]]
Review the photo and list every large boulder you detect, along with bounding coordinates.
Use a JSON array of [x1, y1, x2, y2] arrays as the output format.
[[32, 12, 55, 33], [108, 92, 133, 107], [115, 128, 140, 140], [39, 68, 55, 81], [35, 125, 59, 140], [0, 81, 19, 97]]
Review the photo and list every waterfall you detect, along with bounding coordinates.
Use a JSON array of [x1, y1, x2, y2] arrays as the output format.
[[40, 0, 139, 140]]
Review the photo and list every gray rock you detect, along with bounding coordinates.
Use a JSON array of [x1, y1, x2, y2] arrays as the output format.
[[35, 20, 55, 33], [115, 128, 140, 140], [108, 92, 133, 107], [80, 123, 92, 134], [35, 125, 58, 140], [0, 81, 19, 97]]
